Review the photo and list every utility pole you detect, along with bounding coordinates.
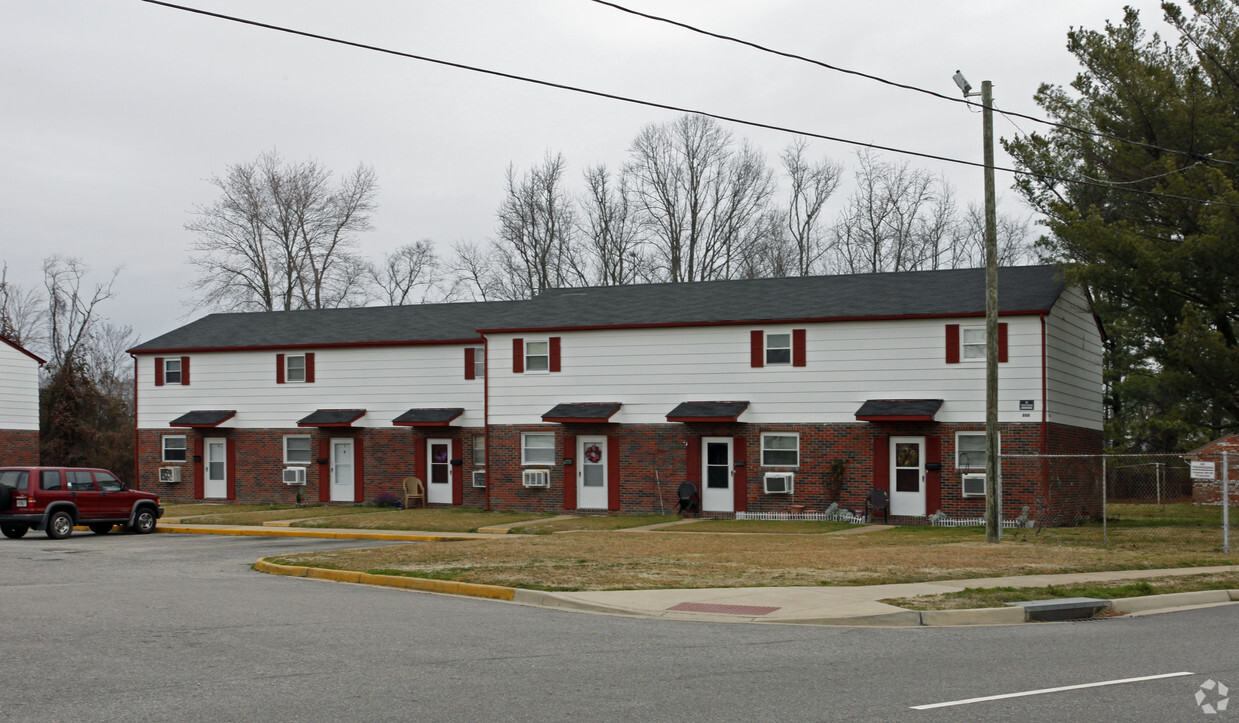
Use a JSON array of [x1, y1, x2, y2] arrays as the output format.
[[955, 71, 1001, 543]]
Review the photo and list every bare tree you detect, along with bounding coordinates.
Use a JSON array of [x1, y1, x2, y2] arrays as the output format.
[[446, 240, 504, 302], [0, 262, 48, 352], [43, 256, 118, 369], [371, 240, 442, 305], [625, 115, 776, 282], [492, 153, 584, 299], [186, 151, 378, 312], [579, 164, 646, 286], [780, 138, 843, 276]]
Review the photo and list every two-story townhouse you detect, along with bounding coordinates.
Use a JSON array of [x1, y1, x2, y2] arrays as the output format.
[[0, 335, 45, 465], [481, 265, 1103, 521], [131, 265, 1103, 523], [130, 300, 527, 504]]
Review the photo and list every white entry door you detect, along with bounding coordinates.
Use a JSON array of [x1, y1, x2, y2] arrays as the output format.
[[204, 438, 227, 499], [330, 439, 355, 502], [701, 437, 734, 513], [577, 436, 608, 510], [889, 436, 926, 517], [426, 438, 452, 504]]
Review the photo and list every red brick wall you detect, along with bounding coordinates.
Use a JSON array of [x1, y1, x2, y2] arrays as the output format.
[[0, 429, 39, 466]]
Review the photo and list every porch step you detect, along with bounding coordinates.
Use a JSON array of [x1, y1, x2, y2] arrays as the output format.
[[1006, 597, 1111, 622]]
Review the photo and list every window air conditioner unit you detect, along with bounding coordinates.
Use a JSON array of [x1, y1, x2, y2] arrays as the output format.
[[522, 469, 550, 488], [763, 472, 794, 494], [472, 470, 486, 489], [158, 466, 181, 483], [283, 467, 307, 485], [962, 473, 986, 498]]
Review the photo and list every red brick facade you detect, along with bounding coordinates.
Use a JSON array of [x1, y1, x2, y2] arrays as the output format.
[[1189, 434, 1239, 505], [0, 429, 39, 466]]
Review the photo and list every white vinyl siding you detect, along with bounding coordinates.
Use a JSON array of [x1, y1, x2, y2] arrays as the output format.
[[135, 345, 485, 428], [1044, 286, 1104, 430], [0, 340, 40, 430]]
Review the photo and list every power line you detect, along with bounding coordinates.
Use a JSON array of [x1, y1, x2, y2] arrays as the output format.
[[589, 0, 1239, 169], [141, 1, 1239, 210]]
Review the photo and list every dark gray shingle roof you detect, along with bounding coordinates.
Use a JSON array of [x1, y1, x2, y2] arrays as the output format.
[[131, 265, 1065, 353]]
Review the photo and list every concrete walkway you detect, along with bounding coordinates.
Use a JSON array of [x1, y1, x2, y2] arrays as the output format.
[[155, 522, 1239, 626]]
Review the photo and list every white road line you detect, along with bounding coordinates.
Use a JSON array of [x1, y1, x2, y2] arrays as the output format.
[[911, 672, 1196, 710]]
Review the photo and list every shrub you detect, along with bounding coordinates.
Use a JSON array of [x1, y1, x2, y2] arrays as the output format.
[[373, 492, 403, 509]]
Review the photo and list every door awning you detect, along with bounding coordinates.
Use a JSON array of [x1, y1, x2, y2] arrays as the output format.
[[854, 399, 943, 422], [169, 410, 236, 428], [392, 408, 465, 427], [542, 402, 622, 424], [666, 401, 749, 423], [297, 409, 366, 427]]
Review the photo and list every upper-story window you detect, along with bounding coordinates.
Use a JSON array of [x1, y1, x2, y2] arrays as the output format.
[[465, 347, 485, 380], [946, 323, 1007, 364], [276, 353, 314, 383], [765, 333, 792, 365], [155, 357, 189, 386], [962, 327, 986, 361], [750, 330, 805, 368], [285, 354, 307, 382], [513, 337, 561, 373], [525, 341, 549, 372], [164, 358, 182, 384]]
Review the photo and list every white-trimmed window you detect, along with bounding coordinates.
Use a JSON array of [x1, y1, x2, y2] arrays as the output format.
[[473, 435, 486, 468], [761, 433, 799, 467], [524, 340, 550, 372], [956, 431, 995, 470], [284, 435, 313, 465], [163, 358, 183, 385], [765, 333, 792, 365], [521, 432, 555, 465], [162, 435, 187, 463], [473, 349, 485, 379], [285, 354, 307, 383], [961, 327, 986, 361]]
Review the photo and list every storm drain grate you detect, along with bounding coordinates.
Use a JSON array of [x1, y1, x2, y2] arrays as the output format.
[[667, 602, 781, 616]]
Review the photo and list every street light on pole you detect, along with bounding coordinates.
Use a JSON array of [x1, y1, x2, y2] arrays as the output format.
[[955, 70, 1002, 543]]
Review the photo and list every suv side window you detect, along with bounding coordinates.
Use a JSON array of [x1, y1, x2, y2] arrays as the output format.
[[0, 470, 29, 490], [95, 472, 123, 492], [40, 470, 61, 490], [66, 470, 95, 491]]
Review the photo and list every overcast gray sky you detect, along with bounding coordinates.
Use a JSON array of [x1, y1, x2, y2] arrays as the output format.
[[1, 0, 1174, 344]]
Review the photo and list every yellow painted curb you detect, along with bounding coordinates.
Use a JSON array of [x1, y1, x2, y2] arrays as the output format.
[[157, 525, 473, 543], [255, 558, 516, 601]]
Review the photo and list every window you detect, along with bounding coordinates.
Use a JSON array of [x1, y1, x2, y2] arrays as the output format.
[[66, 470, 94, 491], [40, 470, 59, 490], [284, 435, 313, 465], [525, 341, 549, 372], [0, 470, 29, 490], [286, 354, 306, 383], [473, 349, 485, 379], [96, 471, 123, 492], [162, 435, 187, 463], [164, 358, 182, 385], [962, 327, 986, 360], [761, 433, 799, 466], [473, 435, 486, 467], [521, 432, 555, 465], [765, 333, 792, 365], [956, 432, 998, 470]]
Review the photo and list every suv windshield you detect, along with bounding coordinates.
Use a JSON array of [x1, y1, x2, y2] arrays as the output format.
[[0, 470, 29, 490]]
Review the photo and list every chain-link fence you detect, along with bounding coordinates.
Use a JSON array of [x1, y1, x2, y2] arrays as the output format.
[[977, 453, 1234, 552]]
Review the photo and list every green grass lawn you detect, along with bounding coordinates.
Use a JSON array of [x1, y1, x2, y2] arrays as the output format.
[[293, 507, 552, 532]]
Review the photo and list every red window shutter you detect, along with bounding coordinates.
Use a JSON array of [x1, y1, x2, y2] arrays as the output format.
[[276, 354, 285, 384], [512, 338, 524, 373], [686, 436, 701, 485], [192, 437, 203, 499], [464, 348, 476, 380], [926, 435, 941, 515], [180, 357, 190, 385], [732, 436, 747, 513], [305, 353, 315, 383], [154, 357, 164, 387], [750, 330, 764, 368], [945, 324, 961, 364], [226, 438, 236, 500], [451, 438, 463, 505], [549, 337, 561, 372], [792, 329, 807, 367], [318, 438, 331, 503], [562, 434, 576, 510], [998, 323, 1009, 363], [607, 437, 621, 511], [873, 435, 890, 492], [355, 436, 366, 503]]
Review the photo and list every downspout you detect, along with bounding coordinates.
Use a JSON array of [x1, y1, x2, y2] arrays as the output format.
[[1040, 314, 1048, 454], [131, 353, 140, 489], [482, 335, 491, 511]]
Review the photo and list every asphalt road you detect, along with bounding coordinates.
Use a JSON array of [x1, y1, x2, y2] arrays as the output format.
[[1, 533, 1234, 722]]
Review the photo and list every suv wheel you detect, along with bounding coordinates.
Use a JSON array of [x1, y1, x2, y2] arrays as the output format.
[[1, 524, 28, 539], [131, 508, 157, 534], [88, 523, 113, 535], [46, 510, 74, 540]]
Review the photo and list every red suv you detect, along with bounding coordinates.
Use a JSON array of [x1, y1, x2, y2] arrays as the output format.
[[0, 467, 163, 540]]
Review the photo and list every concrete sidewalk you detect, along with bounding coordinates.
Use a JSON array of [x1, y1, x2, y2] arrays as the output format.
[[156, 522, 1239, 626]]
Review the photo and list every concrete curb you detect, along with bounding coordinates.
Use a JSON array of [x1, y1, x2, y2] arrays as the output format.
[[253, 558, 516, 600], [1111, 589, 1239, 614]]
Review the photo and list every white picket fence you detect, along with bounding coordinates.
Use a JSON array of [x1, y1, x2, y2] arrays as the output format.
[[736, 509, 867, 524]]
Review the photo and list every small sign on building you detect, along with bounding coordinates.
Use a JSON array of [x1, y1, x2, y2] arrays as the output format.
[[1191, 461, 1217, 480]]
